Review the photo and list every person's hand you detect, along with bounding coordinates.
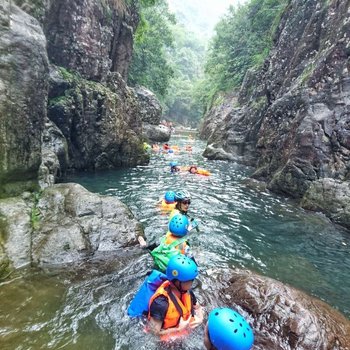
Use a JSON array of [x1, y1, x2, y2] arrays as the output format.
[[177, 316, 191, 331], [189, 305, 204, 328]]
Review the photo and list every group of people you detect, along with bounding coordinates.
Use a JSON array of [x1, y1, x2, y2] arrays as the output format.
[[134, 190, 254, 349]]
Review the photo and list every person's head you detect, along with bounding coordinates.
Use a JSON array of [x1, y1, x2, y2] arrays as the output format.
[[164, 191, 176, 204], [168, 213, 189, 237], [170, 162, 180, 173], [204, 308, 254, 350], [166, 255, 198, 293], [189, 166, 198, 174], [174, 190, 191, 212]]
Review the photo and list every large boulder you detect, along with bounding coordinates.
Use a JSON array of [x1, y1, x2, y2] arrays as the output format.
[[134, 86, 162, 125], [0, 183, 144, 268], [203, 268, 350, 350], [301, 179, 350, 230], [0, 3, 48, 197], [48, 68, 149, 171], [142, 123, 171, 143]]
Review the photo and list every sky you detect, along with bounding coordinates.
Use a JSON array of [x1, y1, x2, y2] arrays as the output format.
[[167, 0, 248, 38]]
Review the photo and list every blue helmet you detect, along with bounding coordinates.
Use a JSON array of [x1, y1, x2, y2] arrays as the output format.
[[164, 191, 176, 204], [174, 190, 191, 202], [169, 161, 178, 167], [168, 214, 189, 237], [166, 255, 198, 282], [208, 308, 254, 350]]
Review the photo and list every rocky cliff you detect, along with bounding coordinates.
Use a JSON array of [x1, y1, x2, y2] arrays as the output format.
[[0, 0, 156, 195], [200, 0, 350, 229]]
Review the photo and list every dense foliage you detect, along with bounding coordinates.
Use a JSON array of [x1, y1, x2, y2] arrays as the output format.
[[128, 0, 175, 97], [199, 0, 288, 112]]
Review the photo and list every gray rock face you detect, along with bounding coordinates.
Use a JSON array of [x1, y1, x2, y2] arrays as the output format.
[[201, 0, 350, 229], [38, 119, 69, 189], [44, 0, 138, 81], [0, 197, 32, 270], [0, 183, 144, 268], [204, 268, 350, 350], [134, 86, 163, 125], [0, 3, 49, 197], [48, 69, 149, 171], [142, 123, 171, 143], [301, 179, 350, 230]]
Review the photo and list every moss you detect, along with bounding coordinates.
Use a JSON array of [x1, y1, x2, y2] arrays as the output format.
[[13, 0, 47, 22], [0, 216, 11, 280], [251, 95, 268, 112], [0, 180, 39, 199], [300, 61, 316, 85]]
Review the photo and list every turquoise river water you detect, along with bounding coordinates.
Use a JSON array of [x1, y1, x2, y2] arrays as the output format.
[[0, 132, 349, 349]]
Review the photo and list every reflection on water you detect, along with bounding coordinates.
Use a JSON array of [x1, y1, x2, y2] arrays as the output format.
[[1, 132, 349, 349]]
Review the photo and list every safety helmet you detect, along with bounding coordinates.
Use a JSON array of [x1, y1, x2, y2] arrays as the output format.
[[168, 213, 189, 237], [164, 191, 176, 204], [207, 308, 254, 350], [169, 161, 178, 167], [174, 190, 191, 202], [166, 255, 198, 282]]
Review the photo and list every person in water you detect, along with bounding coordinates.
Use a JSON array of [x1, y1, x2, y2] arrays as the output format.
[[148, 255, 203, 338], [171, 190, 191, 216], [149, 213, 195, 272], [170, 190, 199, 231], [170, 162, 181, 173], [188, 165, 198, 174], [204, 308, 254, 350]]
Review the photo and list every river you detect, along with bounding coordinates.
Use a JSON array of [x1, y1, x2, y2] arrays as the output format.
[[0, 132, 349, 349]]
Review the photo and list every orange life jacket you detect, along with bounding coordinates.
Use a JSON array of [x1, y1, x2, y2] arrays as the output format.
[[148, 280, 193, 330], [165, 232, 188, 254]]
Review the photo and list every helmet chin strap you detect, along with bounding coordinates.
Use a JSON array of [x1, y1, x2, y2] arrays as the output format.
[[173, 280, 187, 294]]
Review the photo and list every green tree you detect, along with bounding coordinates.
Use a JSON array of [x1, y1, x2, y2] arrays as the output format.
[[198, 0, 288, 112], [128, 0, 175, 97]]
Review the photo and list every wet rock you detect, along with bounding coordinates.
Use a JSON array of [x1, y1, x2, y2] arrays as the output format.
[[301, 179, 350, 230], [38, 119, 69, 189], [142, 123, 171, 143], [134, 86, 162, 125], [204, 268, 350, 350], [32, 183, 144, 265], [0, 198, 32, 270]]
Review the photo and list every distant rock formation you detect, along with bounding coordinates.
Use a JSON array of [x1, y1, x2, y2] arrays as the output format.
[[200, 0, 350, 229]]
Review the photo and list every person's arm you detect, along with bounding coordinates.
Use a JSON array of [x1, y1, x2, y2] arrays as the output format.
[[149, 316, 191, 336]]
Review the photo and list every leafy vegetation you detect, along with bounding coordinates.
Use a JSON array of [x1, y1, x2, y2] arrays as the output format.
[[128, 0, 175, 97], [198, 0, 288, 112], [129, 0, 287, 124]]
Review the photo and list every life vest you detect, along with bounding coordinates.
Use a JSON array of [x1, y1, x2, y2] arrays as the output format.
[[159, 199, 176, 211], [148, 280, 193, 330], [164, 232, 187, 255], [196, 169, 211, 176]]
